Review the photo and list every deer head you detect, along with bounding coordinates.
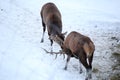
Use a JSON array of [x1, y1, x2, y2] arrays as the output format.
[[49, 32, 67, 46]]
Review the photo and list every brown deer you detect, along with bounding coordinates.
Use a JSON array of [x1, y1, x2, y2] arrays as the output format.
[[40, 2, 65, 52], [50, 31, 95, 80]]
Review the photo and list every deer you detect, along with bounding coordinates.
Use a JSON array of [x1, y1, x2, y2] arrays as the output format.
[[45, 31, 95, 80], [40, 2, 66, 52]]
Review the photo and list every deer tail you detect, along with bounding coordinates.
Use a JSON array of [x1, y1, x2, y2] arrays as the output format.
[[83, 42, 95, 58]]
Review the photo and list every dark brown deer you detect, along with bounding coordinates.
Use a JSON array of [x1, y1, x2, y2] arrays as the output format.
[[50, 31, 95, 80], [40, 2, 65, 52]]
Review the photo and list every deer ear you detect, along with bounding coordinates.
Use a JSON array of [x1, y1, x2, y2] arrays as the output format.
[[62, 31, 67, 35]]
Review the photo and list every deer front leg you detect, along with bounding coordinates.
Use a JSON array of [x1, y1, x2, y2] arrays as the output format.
[[64, 55, 71, 70], [41, 20, 46, 43], [79, 60, 83, 74]]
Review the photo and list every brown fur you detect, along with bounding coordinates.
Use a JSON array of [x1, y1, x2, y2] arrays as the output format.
[[61, 31, 95, 79], [40, 2, 64, 47]]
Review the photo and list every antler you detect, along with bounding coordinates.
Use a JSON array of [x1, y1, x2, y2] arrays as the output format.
[[41, 48, 65, 59]]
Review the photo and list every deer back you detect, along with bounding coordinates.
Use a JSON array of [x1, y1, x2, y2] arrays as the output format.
[[41, 3, 62, 29], [63, 31, 95, 56]]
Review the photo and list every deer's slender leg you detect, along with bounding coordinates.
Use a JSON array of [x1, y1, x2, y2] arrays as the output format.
[[64, 55, 71, 70], [41, 20, 46, 43]]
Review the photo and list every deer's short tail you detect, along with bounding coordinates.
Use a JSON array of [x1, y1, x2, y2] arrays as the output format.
[[83, 42, 95, 58]]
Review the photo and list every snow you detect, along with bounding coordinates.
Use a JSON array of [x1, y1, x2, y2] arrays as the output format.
[[0, 0, 120, 80]]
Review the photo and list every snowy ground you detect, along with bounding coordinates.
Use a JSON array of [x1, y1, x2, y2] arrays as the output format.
[[0, 0, 120, 80]]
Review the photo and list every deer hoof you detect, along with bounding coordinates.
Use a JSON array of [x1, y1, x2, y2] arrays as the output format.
[[85, 77, 88, 80], [40, 39, 44, 43], [79, 70, 83, 74], [64, 67, 67, 70]]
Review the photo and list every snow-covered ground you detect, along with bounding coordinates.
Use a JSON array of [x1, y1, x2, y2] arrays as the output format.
[[0, 0, 120, 80]]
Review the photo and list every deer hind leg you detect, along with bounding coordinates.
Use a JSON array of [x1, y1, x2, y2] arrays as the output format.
[[88, 53, 93, 69], [48, 33, 54, 53], [64, 55, 71, 70], [86, 53, 94, 79], [85, 69, 92, 80], [41, 20, 46, 43], [86, 59, 92, 80], [50, 39, 53, 53], [78, 53, 91, 80], [79, 60, 83, 74], [80, 60, 91, 80]]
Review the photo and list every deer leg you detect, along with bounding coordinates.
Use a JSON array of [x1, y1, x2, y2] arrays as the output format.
[[41, 20, 46, 43], [79, 54, 91, 80], [85, 69, 92, 80], [50, 39, 53, 53], [86, 53, 93, 79], [88, 53, 93, 69], [64, 55, 71, 70], [79, 60, 83, 74]]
